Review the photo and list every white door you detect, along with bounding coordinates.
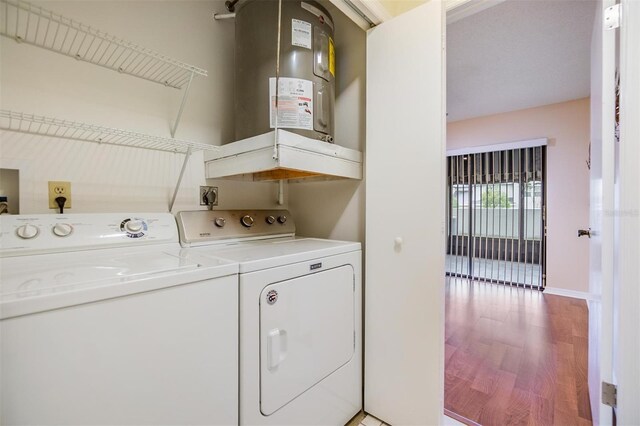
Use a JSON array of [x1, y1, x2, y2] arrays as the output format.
[[365, 1, 445, 425], [588, 0, 617, 424]]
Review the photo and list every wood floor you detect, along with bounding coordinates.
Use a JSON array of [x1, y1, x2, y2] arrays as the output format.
[[445, 278, 592, 426]]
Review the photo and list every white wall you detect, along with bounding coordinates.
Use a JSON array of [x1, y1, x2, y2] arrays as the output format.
[[448, 98, 591, 293], [0, 0, 283, 214], [288, 0, 366, 243]]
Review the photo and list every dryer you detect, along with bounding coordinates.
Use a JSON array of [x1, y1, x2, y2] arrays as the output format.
[[0, 213, 239, 425], [177, 210, 362, 426]]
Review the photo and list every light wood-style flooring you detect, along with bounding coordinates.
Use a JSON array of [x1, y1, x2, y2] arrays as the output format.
[[445, 278, 592, 426]]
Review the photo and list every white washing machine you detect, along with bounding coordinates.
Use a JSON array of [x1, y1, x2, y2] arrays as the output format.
[[177, 210, 362, 426], [0, 213, 239, 426]]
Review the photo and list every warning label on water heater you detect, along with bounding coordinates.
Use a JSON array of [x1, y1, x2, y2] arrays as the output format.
[[269, 77, 313, 131], [292, 19, 312, 49]]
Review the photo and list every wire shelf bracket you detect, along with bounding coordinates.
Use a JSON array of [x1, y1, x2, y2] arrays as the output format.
[[0, 110, 218, 212], [0, 110, 217, 154], [0, 0, 208, 136]]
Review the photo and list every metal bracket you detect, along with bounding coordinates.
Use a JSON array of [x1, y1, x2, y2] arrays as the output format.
[[169, 146, 192, 212], [167, 70, 197, 211], [604, 4, 621, 30], [602, 381, 617, 408], [171, 71, 195, 138]]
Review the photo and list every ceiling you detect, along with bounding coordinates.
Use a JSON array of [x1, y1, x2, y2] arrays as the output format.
[[447, 0, 597, 122]]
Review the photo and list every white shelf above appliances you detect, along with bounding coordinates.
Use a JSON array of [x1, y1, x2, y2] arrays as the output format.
[[0, 0, 207, 89], [0, 0, 207, 137], [0, 110, 218, 154], [0, 110, 218, 211], [205, 130, 363, 182]]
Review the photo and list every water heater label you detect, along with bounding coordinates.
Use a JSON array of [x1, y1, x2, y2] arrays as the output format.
[[329, 37, 335, 76], [292, 19, 312, 49], [269, 77, 314, 131]]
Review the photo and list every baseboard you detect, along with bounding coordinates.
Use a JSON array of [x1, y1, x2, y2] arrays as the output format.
[[444, 409, 481, 426], [543, 286, 597, 301]]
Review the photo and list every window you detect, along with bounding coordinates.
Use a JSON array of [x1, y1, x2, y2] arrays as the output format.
[[446, 146, 546, 288]]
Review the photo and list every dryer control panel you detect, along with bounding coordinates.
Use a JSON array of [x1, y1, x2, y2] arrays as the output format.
[[176, 210, 295, 246], [0, 213, 178, 257]]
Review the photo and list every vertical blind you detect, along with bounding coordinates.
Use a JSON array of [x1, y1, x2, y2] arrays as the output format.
[[446, 146, 546, 289]]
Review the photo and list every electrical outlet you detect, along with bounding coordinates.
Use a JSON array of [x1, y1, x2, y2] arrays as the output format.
[[200, 186, 218, 207], [48, 181, 72, 209]]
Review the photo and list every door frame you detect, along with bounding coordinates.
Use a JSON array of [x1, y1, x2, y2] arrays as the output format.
[[588, 0, 617, 423], [614, 0, 640, 422]]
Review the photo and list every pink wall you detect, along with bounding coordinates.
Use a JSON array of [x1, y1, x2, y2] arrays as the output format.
[[447, 98, 591, 293]]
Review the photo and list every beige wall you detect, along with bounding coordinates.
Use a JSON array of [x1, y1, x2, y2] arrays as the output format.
[[0, 0, 283, 214], [379, 0, 427, 17], [288, 0, 366, 244], [447, 98, 591, 293]]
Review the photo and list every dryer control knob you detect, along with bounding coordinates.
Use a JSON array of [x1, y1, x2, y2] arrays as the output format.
[[241, 215, 254, 228], [16, 224, 39, 239], [277, 215, 287, 224], [266, 215, 276, 224], [214, 217, 226, 228], [52, 223, 73, 237]]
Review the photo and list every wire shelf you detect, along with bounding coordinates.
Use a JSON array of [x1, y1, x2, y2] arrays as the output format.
[[0, 0, 208, 89], [0, 110, 218, 154]]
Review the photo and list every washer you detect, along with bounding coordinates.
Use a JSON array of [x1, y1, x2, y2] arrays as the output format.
[[0, 213, 239, 426], [177, 210, 362, 426]]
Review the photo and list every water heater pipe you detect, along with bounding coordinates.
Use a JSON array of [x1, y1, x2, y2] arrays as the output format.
[[277, 180, 285, 205], [213, 13, 236, 20]]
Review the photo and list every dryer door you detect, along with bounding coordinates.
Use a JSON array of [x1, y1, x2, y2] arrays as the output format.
[[259, 265, 355, 415]]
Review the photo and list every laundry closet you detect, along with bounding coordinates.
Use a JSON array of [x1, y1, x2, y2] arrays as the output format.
[[0, 1, 446, 425]]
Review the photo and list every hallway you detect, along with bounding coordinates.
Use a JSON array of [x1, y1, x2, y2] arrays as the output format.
[[445, 278, 591, 425]]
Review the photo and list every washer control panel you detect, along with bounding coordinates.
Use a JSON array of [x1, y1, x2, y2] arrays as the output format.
[[176, 210, 295, 246], [120, 217, 148, 238], [1, 213, 178, 257]]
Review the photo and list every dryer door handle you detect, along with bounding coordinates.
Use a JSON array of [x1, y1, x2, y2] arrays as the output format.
[[267, 328, 287, 371]]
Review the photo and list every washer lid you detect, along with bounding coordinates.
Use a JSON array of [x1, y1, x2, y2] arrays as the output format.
[[0, 245, 238, 319], [196, 238, 361, 273]]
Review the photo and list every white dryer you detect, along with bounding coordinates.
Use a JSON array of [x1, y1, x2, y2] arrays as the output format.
[[177, 210, 362, 426], [0, 213, 239, 426]]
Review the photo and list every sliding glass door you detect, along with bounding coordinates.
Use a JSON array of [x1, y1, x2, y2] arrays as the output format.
[[446, 146, 546, 289]]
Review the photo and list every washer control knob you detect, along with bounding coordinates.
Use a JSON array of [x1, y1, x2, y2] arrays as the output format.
[[266, 215, 276, 224], [277, 215, 287, 224], [125, 220, 144, 233], [52, 223, 73, 237], [16, 224, 39, 239], [214, 217, 226, 228], [241, 215, 254, 228]]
